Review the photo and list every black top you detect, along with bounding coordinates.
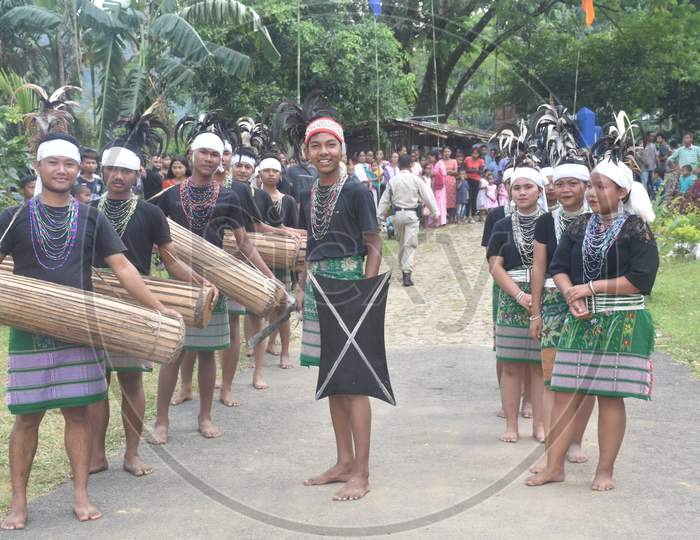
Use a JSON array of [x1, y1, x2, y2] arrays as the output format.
[[143, 169, 164, 200], [228, 180, 263, 231], [287, 164, 318, 206], [486, 216, 524, 271], [299, 177, 379, 262], [0, 202, 125, 291], [156, 184, 246, 248], [76, 175, 105, 200], [481, 206, 506, 247], [251, 187, 280, 228], [277, 171, 292, 196], [550, 213, 659, 294], [91, 199, 171, 275], [272, 194, 298, 229], [534, 213, 557, 268]]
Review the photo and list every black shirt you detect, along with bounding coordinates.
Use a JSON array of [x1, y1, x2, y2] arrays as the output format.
[[486, 216, 524, 271], [92, 199, 171, 275], [287, 164, 318, 206], [156, 184, 246, 248], [143, 168, 164, 200], [534, 213, 557, 268], [228, 180, 263, 231], [277, 170, 293, 196], [550, 214, 659, 294], [76, 175, 105, 201], [251, 187, 280, 228], [481, 206, 506, 247], [299, 177, 379, 261], [272, 194, 298, 229], [0, 202, 125, 291]]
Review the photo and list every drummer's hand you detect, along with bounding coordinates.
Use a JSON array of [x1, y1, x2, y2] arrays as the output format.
[[208, 284, 220, 306], [295, 288, 304, 312], [162, 307, 184, 322]]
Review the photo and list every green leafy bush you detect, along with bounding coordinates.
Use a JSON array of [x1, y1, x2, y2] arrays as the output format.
[[0, 105, 31, 208]]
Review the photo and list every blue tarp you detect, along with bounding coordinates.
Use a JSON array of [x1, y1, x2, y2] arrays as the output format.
[[576, 107, 597, 148]]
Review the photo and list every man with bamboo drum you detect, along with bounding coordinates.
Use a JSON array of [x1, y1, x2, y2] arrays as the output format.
[[151, 128, 274, 443], [88, 118, 217, 477], [0, 132, 180, 530]]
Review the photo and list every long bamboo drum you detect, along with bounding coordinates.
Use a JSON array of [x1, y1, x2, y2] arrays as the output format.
[[0, 260, 214, 329], [223, 231, 306, 273], [92, 271, 215, 329], [0, 273, 185, 365], [166, 219, 284, 316]]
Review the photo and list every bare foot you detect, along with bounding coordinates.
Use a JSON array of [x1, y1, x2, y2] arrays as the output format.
[[591, 469, 615, 491], [333, 475, 370, 501], [532, 425, 546, 443], [123, 455, 154, 477], [266, 342, 281, 356], [525, 467, 565, 487], [70, 457, 108, 479], [73, 501, 102, 522], [279, 355, 293, 369], [245, 346, 254, 357], [1, 504, 27, 530], [496, 408, 505, 418], [529, 454, 547, 474], [521, 402, 533, 419], [198, 418, 223, 439], [253, 378, 269, 390], [219, 388, 241, 407], [500, 430, 519, 443], [304, 463, 353, 486], [170, 388, 192, 406], [567, 444, 589, 464], [145, 423, 169, 445]]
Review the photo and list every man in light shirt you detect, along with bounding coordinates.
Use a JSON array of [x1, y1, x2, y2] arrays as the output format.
[[669, 132, 700, 174], [377, 154, 439, 287]]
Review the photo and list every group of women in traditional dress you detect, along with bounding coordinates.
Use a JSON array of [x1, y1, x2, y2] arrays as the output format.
[[485, 107, 659, 491]]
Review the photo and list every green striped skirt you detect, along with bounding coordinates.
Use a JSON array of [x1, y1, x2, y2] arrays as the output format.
[[104, 354, 153, 373], [185, 295, 231, 351], [6, 328, 108, 415], [491, 282, 501, 351], [541, 288, 568, 350], [495, 281, 541, 364], [300, 256, 364, 367], [550, 309, 654, 400]]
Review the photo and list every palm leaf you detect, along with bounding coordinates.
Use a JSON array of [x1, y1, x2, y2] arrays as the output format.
[[0, 5, 62, 32], [151, 13, 210, 64], [119, 63, 148, 119], [156, 54, 196, 92], [180, 0, 280, 63], [0, 70, 37, 113], [206, 41, 250, 78], [78, 0, 128, 33]]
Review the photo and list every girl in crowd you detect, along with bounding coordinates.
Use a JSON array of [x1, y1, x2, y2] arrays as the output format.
[[428, 150, 447, 228], [487, 167, 547, 442], [484, 171, 500, 211], [440, 147, 459, 223], [527, 119, 658, 490], [162, 155, 190, 189]]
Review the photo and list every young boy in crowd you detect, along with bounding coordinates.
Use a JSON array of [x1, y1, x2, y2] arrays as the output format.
[[456, 167, 469, 223], [679, 164, 697, 194], [76, 147, 105, 201], [18, 174, 36, 201]]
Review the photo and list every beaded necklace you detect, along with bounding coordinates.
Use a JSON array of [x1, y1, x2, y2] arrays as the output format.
[[511, 207, 543, 268], [553, 205, 585, 243], [29, 196, 79, 270], [582, 212, 628, 282], [179, 178, 220, 233], [310, 173, 348, 241], [98, 196, 138, 238]]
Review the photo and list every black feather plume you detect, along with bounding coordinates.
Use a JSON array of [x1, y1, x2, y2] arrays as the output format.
[[108, 102, 169, 158], [175, 111, 225, 151], [590, 111, 639, 171]]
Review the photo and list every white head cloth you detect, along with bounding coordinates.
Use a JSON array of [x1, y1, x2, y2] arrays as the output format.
[[101, 146, 140, 171], [36, 139, 81, 163], [503, 168, 514, 182], [258, 157, 282, 172], [232, 153, 257, 167], [511, 167, 548, 212], [592, 158, 655, 223], [553, 163, 590, 183], [223, 140, 232, 153], [540, 166, 555, 183], [191, 132, 224, 154]]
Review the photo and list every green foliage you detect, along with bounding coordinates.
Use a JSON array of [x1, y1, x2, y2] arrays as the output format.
[[652, 207, 700, 258], [0, 105, 31, 208]]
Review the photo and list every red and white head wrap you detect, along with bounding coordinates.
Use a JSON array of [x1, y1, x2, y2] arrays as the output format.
[[304, 117, 344, 144]]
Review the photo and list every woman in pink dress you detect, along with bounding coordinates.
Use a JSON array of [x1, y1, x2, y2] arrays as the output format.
[[484, 172, 500, 210], [440, 147, 459, 223], [428, 150, 447, 227]]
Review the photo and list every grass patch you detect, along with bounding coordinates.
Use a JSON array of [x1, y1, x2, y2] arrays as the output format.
[[647, 260, 700, 376]]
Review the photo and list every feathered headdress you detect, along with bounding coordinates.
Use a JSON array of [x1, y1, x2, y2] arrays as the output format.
[[529, 104, 585, 167], [107, 101, 169, 158], [14, 84, 81, 149], [175, 111, 226, 150], [489, 119, 537, 168], [268, 91, 336, 163], [590, 111, 640, 173]]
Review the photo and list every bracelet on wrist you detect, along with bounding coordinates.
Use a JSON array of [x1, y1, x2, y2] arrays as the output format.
[[529, 314, 542, 321], [515, 290, 525, 302], [588, 280, 598, 295]]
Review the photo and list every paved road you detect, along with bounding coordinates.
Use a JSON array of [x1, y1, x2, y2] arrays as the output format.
[[21, 346, 700, 540]]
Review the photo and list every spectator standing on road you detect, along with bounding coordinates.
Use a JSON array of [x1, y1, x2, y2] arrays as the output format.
[[464, 146, 485, 222], [640, 132, 658, 193]]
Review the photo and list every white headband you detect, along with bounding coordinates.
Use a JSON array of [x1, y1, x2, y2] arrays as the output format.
[[233, 154, 256, 167], [592, 158, 655, 222], [101, 146, 141, 171], [36, 139, 81, 163], [223, 140, 232, 153], [553, 163, 590, 183], [511, 167, 548, 212], [540, 166, 554, 181], [258, 157, 282, 172], [191, 132, 224, 154], [503, 168, 514, 182]]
